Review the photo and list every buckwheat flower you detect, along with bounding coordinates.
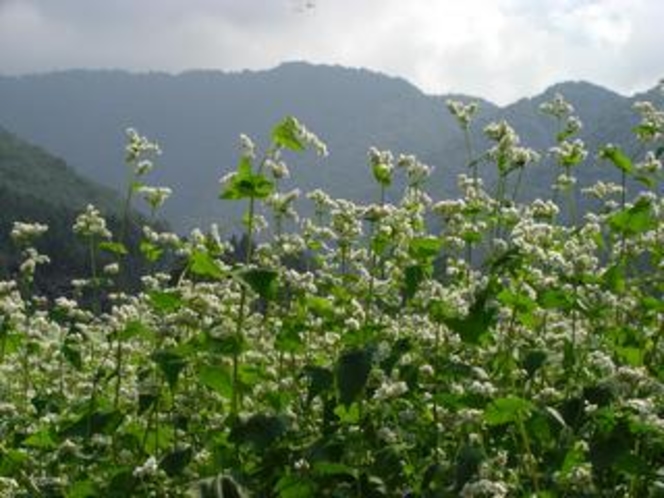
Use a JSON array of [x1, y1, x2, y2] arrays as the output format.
[[433, 199, 465, 218], [0, 478, 19, 494], [266, 189, 300, 220], [125, 127, 161, 166], [419, 363, 434, 378], [19, 247, 50, 279], [581, 180, 623, 200], [73, 204, 112, 240], [11, 221, 48, 246], [484, 120, 517, 143], [633, 101, 664, 141], [374, 379, 409, 401], [266, 158, 290, 179], [446, 99, 479, 128], [218, 171, 236, 189], [135, 159, 153, 176], [460, 479, 508, 497], [398, 154, 433, 187], [529, 198, 560, 219], [636, 151, 662, 174], [238, 133, 256, 159], [307, 188, 336, 211], [103, 263, 120, 275], [553, 173, 577, 191], [539, 92, 575, 118], [283, 116, 328, 156], [133, 455, 158, 478], [550, 139, 588, 167], [138, 186, 172, 210], [368, 146, 394, 185]]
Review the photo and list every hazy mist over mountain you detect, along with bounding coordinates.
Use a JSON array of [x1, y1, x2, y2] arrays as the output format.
[[0, 62, 662, 232]]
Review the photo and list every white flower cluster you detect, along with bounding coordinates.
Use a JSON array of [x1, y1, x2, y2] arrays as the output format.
[[446, 99, 479, 128], [550, 138, 588, 167], [72, 204, 112, 239], [289, 116, 328, 156], [10, 222, 48, 246], [125, 127, 161, 174], [539, 92, 575, 118], [398, 154, 433, 187], [633, 100, 664, 141], [138, 185, 172, 210], [484, 120, 540, 171]]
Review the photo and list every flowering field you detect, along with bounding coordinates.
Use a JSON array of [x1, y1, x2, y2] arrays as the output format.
[[1, 90, 664, 497]]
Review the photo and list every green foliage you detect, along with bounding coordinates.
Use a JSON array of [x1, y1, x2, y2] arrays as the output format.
[[2, 106, 664, 497]]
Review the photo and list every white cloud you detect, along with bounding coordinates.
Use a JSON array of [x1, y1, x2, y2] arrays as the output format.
[[0, 0, 662, 104]]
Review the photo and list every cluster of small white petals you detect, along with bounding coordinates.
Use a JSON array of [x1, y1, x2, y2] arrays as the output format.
[[397, 154, 433, 186], [550, 138, 588, 166], [446, 99, 479, 128], [10, 222, 48, 246], [633, 101, 664, 141], [539, 92, 575, 118], [138, 186, 172, 210], [72, 204, 112, 239], [238, 133, 256, 159], [125, 127, 161, 170]]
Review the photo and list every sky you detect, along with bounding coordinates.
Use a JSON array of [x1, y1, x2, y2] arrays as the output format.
[[0, 0, 662, 105]]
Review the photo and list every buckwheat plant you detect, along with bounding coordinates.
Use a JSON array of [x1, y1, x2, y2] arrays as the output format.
[[2, 99, 664, 496]]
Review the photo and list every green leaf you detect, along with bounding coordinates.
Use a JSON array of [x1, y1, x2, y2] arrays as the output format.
[[239, 267, 279, 300], [152, 349, 188, 390], [189, 250, 225, 280], [60, 409, 124, 439], [98, 241, 128, 256], [444, 286, 496, 345], [305, 296, 336, 319], [333, 403, 361, 424], [336, 348, 372, 406], [560, 442, 586, 476], [603, 263, 626, 293], [608, 198, 657, 235], [159, 446, 193, 477], [302, 365, 334, 403], [403, 264, 430, 302], [275, 475, 316, 498], [522, 350, 547, 378], [485, 396, 534, 426], [61, 341, 83, 370], [116, 320, 151, 341], [23, 429, 57, 450], [140, 241, 163, 262], [409, 236, 443, 260], [220, 157, 275, 200], [272, 116, 305, 151], [616, 346, 644, 367], [229, 413, 288, 449], [600, 145, 633, 174], [203, 332, 246, 356], [198, 364, 233, 398], [539, 288, 575, 311], [275, 324, 305, 354], [149, 290, 183, 313], [66, 480, 97, 498], [455, 444, 485, 490], [313, 461, 357, 478]]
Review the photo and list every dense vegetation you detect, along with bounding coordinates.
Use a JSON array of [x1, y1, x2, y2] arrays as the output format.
[[1, 89, 664, 497], [0, 127, 154, 297]]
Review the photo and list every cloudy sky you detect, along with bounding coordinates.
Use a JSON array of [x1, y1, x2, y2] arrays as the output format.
[[0, 0, 662, 104]]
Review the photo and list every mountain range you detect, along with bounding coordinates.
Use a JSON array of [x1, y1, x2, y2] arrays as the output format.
[[0, 62, 662, 233]]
